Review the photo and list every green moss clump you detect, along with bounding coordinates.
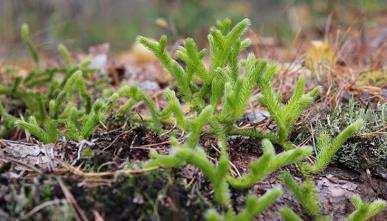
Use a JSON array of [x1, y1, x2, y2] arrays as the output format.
[[317, 100, 386, 173]]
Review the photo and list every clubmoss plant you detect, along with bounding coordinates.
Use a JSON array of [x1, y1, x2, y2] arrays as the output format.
[[139, 18, 378, 220], [137, 18, 320, 148], [300, 119, 364, 174], [255, 75, 321, 147], [0, 23, 122, 142], [3, 70, 119, 143]]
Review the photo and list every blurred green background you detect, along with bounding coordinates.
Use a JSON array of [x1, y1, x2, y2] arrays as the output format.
[[0, 0, 385, 58]]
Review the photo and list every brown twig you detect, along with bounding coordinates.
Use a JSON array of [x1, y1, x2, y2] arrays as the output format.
[[130, 140, 170, 150], [103, 130, 131, 151], [57, 177, 88, 221], [57, 159, 158, 178]]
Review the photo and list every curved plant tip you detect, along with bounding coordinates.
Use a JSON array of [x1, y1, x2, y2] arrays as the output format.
[[227, 139, 312, 189], [204, 187, 283, 221], [20, 23, 30, 44], [58, 43, 73, 65], [346, 195, 387, 221], [21, 23, 40, 67], [301, 118, 364, 175], [281, 171, 322, 217]]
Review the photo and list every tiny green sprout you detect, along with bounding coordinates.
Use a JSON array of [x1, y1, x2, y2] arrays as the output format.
[[81, 147, 94, 159], [58, 44, 73, 66], [21, 23, 40, 68]]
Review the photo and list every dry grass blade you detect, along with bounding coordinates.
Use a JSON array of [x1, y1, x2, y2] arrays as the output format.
[[57, 177, 89, 221], [21, 199, 66, 220]]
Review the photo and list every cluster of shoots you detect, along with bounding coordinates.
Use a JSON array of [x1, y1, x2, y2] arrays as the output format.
[[0, 24, 109, 142], [136, 18, 385, 220], [137, 18, 321, 148], [0, 19, 385, 220], [0, 24, 141, 143]]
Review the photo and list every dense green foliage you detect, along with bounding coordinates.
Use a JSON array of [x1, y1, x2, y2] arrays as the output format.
[[0, 24, 127, 143], [316, 101, 386, 172], [137, 18, 321, 149], [137, 18, 385, 220]]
